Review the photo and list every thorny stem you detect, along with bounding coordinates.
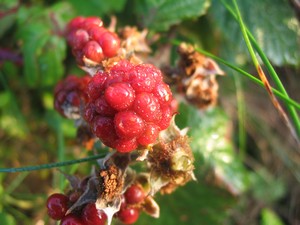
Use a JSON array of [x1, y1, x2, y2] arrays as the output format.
[[0, 153, 106, 173]]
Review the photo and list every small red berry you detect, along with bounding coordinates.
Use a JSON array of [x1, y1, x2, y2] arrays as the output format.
[[124, 185, 145, 205], [117, 207, 140, 225], [133, 93, 161, 122], [83, 41, 104, 63], [115, 138, 138, 153], [67, 29, 89, 50], [46, 193, 69, 220], [114, 111, 145, 139], [83, 16, 103, 28], [67, 16, 85, 32], [137, 124, 160, 146], [81, 203, 107, 225], [92, 116, 118, 147], [99, 31, 120, 57], [60, 213, 83, 225], [104, 83, 135, 111]]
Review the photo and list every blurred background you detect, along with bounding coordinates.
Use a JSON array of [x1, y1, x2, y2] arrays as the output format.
[[0, 0, 300, 224]]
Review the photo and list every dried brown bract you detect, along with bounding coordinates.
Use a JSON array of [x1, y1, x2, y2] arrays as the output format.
[[168, 42, 225, 109], [148, 117, 195, 195]]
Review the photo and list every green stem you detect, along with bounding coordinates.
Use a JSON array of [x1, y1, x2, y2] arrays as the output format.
[[0, 153, 106, 173], [193, 46, 300, 110], [233, 74, 247, 159], [221, 0, 300, 137], [56, 121, 65, 191]]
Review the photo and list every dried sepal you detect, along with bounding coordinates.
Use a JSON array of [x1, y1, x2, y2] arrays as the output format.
[[95, 152, 134, 225], [142, 196, 160, 218], [66, 176, 99, 214], [148, 116, 195, 195], [119, 26, 151, 54], [166, 42, 225, 109]]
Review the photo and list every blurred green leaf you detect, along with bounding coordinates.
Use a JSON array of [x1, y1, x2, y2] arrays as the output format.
[[250, 169, 286, 203], [176, 104, 250, 195], [261, 208, 284, 225], [134, 0, 210, 31], [209, 0, 300, 66], [15, 2, 73, 88], [138, 180, 235, 225], [66, 0, 126, 16], [0, 212, 16, 225]]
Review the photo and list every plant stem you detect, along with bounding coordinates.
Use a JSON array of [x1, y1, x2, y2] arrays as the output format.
[[0, 153, 106, 173], [221, 0, 300, 138], [232, 0, 300, 145]]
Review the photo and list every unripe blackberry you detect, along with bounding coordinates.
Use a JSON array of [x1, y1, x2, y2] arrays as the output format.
[[81, 203, 107, 225], [46, 193, 69, 220], [54, 75, 90, 119], [117, 207, 140, 225], [84, 60, 174, 152], [65, 16, 120, 65]]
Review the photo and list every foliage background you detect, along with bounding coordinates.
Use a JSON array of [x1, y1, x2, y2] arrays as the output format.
[[0, 0, 299, 224]]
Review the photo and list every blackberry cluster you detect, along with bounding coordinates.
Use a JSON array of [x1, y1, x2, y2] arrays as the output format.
[[84, 60, 173, 152], [49, 15, 186, 225], [46, 183, 146, 225], [54, 75, 90, 119], [66, 16, 120, 65]]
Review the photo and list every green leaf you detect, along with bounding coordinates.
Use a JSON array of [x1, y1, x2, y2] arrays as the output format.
[[38, 36, 66, 86], [176, 104, 250, 195], [138, 179, 236, 225], [261, 208, 284, 225], [66, 0, 126, 16], [15, 3, 69, 88], [134, 0, 211, 31], [209, 0, 300, 66], [0, 212, 16, 225]]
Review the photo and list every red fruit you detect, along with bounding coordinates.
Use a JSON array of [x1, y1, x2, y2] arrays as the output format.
[[87, 25, 107, 41], [133, 93, 161, 122], [60, 213, 83, 225], [137, 124, 160, 146], [83, 16, 103, 28], [54, 75, 90, 119], [81, 203, 107, 225], [67, 29, 89, 50], [99, 31, 120, 57], [46, 193, 69, 220], [114, 111, 145, 139], [83, 41, 104, 63], [105, 83, 135, 111], [124, 185, 145, 205], [84, 60, 174, 152], [153, 82, 172, 104], [117, 207, 140, 225], [158, 106, 172, 130], [92, 116, 118, 147], [115, 138, 138, 153], [67, 16, 85, 32], [87, 73, 107, 101], [95, 96, 116, 116]]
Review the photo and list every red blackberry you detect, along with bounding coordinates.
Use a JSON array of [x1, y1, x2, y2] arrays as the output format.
[[60, 213, 83, 225], [81, 203, 107, 225], [117, 207, 140, 225], [124, 184, 145, 205], [84, 60, 174, 152], [65, 16, 120, 65], [54, 75, 90, 119], [46, 193, 69, 220]]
